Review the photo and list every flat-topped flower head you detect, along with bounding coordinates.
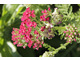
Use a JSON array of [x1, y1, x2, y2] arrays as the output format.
[[64, 24, 80, 43]]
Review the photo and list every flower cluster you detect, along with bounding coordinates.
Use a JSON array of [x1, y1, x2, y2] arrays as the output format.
[[11, 28, 27, 49], [21, 7, 35, 21], [12, 7, 44, 50], [52, 8, 63, 25], [40, 7, 50, 21], [64, 24, 80, 43]]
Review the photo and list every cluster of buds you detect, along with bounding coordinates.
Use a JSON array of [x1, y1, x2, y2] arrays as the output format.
[[64, 24, 80, 43], [52, 8, 63, 25]]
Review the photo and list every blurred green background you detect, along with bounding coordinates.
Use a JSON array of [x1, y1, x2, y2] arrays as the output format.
[[0, 4, 80, 57]]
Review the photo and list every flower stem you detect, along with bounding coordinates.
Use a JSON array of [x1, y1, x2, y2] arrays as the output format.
[[41, 42, 70, 57]]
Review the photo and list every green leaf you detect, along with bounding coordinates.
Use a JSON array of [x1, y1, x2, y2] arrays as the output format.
[[78, 4, 80, 7], [54, 27, 66, 35], [2, 4, 19, 16], [0, 20, 2, 27], [0, 4, 3, 15], [0, 37, 4, 52], [0, 41, 21, 57], [55, 4, 70, 15], [1, 4, 19, 27]]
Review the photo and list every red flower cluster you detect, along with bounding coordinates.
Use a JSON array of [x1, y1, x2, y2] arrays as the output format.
[[12, 7, 44, 50], [40, 7, 50, 21]]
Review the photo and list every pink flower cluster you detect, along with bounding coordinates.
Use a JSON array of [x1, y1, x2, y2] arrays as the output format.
[[12, 28, 27, 48], [12, 7, 44, 50], [40, 7, 50, 21], [21, 7, 35, 21], [64, 24, 80, 43]]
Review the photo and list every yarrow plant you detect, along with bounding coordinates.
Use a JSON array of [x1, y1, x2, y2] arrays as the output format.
[[11, 6, 80, 56], [11, 7, 57, 50]]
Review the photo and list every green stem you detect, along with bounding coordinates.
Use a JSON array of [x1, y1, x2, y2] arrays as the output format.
[[56, 42, 69, 51], [54, 26, 66, 30], [42, 42, 70, 57], [43, 43, 56, 51]]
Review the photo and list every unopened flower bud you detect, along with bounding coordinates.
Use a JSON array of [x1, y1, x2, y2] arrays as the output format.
[[69, 41, 71, 43], [66, 34, 68, 37], [23, 46, 26, 49], [64, 37, 67, 40], [75, 27, 77, 29], [70, 33, 72, 36], [73, 30, 75, 32], [67, 30, 69, 32], [74, 39, 76, 42], [64, 31, 66, 33], [74, 32, 77, 35], [72, 35, 74, 38], [68, 35, 70, 38]]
